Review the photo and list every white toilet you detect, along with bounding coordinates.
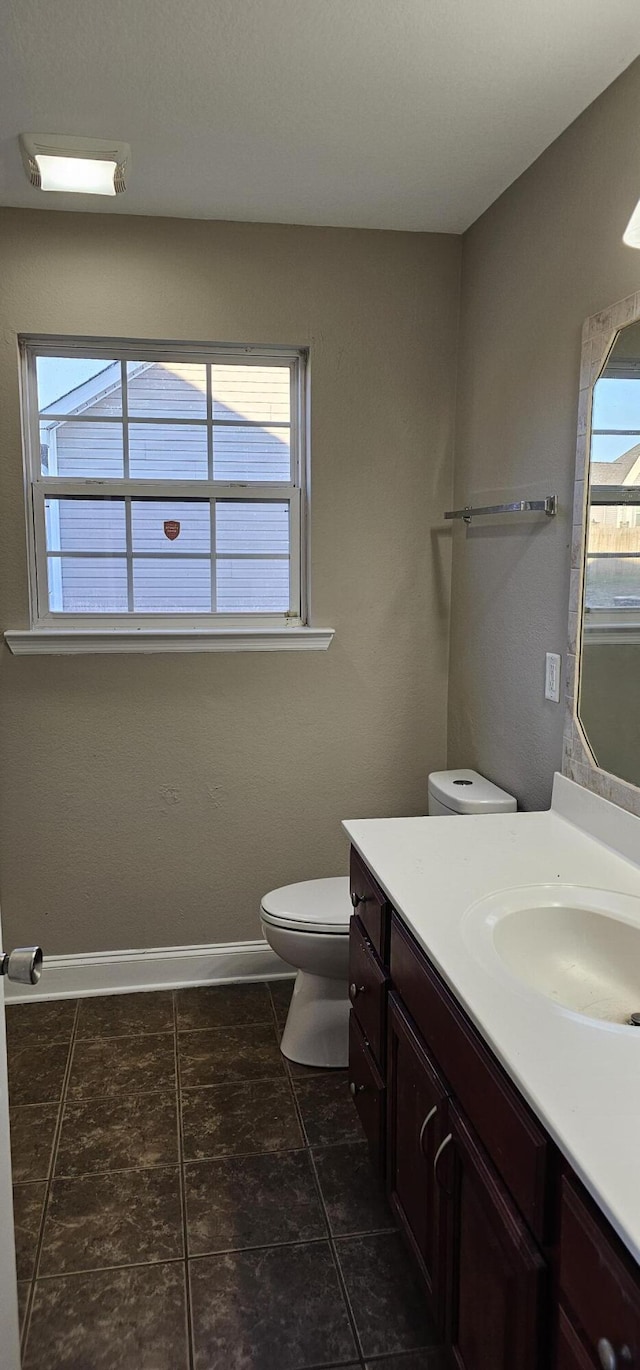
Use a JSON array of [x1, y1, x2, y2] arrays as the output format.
[[261, 878, 352, 1068], [260, 769, 516, 1068]]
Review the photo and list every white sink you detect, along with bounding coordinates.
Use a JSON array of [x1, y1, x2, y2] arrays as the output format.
[[462, 885, 640, 1026]]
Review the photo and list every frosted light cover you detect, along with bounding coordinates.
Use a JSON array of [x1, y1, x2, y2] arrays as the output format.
[[35, 155, 118, 195]]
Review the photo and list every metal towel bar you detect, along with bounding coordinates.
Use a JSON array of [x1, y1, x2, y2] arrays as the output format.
[[444, 496, 557, 525]]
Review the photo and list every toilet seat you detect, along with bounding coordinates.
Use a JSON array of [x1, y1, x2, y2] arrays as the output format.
[[260, 876, 351, 935]]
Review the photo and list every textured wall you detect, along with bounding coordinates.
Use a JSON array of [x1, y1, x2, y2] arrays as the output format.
[[0, 210, 460, 953], [448, 57, 640, 811]]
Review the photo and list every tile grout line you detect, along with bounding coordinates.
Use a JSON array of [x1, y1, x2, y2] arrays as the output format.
[[31, 1236, 335, 1281], [20, 997, 81, 1356], [307, 1145, 367, 1369], [266, 983, 366, 1369], [172, 989, 196, 1370]]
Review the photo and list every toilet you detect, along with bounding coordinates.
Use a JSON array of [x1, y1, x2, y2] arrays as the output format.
[[260, 769, 516, 1068]]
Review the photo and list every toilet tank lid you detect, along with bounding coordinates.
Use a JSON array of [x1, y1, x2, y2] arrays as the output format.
[[428, 769, 517, 815]]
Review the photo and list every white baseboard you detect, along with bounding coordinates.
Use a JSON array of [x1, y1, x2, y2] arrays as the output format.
[[4, 939, 293, 1004]]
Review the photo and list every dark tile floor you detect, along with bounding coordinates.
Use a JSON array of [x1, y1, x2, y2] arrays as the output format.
[[8, 980, 447, 1370]]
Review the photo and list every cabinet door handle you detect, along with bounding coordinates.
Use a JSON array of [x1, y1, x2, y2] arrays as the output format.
[[349, 1081, 365, 1097], [597, 1340, 633, 1369], [349, 983, 365, 1002], [351, 891, 369, 908], [433, 1133, 453, 1193], [418, 1105, 438, 1156]]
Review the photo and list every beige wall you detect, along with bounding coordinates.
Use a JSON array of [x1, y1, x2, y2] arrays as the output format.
[[0, 210, 460, 954], [447, 56, 640, 811]]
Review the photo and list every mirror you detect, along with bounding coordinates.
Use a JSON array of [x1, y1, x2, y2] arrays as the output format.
[[579, 319, 640, 787]]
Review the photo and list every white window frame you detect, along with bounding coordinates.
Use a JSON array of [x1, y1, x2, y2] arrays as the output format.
[[9, 336, 333, 654], [585, 360, 640, 642]]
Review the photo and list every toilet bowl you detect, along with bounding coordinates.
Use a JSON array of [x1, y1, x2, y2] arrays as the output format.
[[260, 877, 351, 1068], [261, 770, 516, 1069]]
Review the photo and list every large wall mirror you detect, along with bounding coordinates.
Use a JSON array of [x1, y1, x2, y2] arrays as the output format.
[[564, 292, 640, 813], [580, 319, 640, 789]]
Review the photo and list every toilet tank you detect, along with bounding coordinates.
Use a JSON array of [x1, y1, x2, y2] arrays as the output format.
[[428, 769, 516, 816]]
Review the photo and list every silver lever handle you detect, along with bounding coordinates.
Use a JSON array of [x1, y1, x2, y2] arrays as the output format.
[[418, 1105, 438, 1156], [597, 1340, 633, 1369], [0, 947, 43, 985], [433, 1133, 453, 1192], [598, 1344, 617, 1370]]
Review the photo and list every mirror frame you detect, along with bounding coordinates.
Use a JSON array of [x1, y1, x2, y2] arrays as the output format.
[[564, 287, 640, 815]]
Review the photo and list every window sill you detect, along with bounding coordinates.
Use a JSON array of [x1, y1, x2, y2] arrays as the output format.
[[4, 626, 335, 656]]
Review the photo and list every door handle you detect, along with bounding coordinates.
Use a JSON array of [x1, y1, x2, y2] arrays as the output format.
[[418, 1105, 438, 1156], [433, 1133, 453, 1195], [0, 947, 43, 985]]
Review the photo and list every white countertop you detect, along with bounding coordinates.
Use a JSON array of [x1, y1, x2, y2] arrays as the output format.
[[343, 774, 640, 1262]]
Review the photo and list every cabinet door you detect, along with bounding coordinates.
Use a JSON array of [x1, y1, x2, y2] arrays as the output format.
[[559, 1176, 640, 1368], [442, 1101, 547, 1370], [386, 993, 449, 1326], [556, 1308, 598, 1370]]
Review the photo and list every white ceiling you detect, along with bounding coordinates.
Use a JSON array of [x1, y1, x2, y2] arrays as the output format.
[[1, 0, 639, 233]]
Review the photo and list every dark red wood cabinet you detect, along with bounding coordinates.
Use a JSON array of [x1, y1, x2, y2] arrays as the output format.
[[347, 844, 640, 1370], [443, 1101, 546, 1370], [386, 992, 449, 1326]]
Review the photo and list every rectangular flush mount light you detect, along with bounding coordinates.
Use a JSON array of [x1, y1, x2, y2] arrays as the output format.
[[19, 134, 130, 195]]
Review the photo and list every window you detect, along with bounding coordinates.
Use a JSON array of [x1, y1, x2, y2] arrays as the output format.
[[13, 337, 330, 652], [586, 363, 640, 635]]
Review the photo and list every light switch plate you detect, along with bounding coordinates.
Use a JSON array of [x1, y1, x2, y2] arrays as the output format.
[[545, 652, 561, 703]]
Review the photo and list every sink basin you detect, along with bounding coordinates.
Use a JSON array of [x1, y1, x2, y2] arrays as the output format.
[[463, 885, 640, 1025]]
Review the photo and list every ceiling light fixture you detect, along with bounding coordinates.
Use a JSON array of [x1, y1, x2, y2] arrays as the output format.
[[19, 134, 130, 196], [623, 199, 640, 248]]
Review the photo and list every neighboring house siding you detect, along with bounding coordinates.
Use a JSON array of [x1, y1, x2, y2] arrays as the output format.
[[43, 363, 292, 613]]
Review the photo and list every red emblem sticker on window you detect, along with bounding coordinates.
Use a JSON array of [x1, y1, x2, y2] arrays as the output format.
[[164, 520, 181, 541]]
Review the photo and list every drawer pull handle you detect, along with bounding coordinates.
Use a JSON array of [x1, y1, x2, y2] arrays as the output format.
[[349, 983, 365, 1002], [418, 1105, 438, 1156], [433, 1133, 453, 1194], [349, 1081, 365, 1097], [351, 892, 369, 908], [597, 1342, 633, 1370]]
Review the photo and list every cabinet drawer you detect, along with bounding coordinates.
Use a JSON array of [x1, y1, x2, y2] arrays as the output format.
[[348, 1011, 386, 1175], [349, 916, 389, 1068], [350, 847, 390, 963], [390, 913, 549, 1240], [559, 1176, 640, 1365]]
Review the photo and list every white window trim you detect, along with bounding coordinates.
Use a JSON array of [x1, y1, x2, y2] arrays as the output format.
[[4, 626, 334, 655], [9, 336, 334, 654]]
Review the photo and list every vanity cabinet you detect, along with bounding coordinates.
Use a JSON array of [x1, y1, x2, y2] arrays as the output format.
[[347, 845, 640, 1370]]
